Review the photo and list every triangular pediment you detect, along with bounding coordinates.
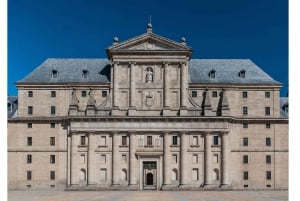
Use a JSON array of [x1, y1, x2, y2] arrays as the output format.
[[107, 33, 192, 51]]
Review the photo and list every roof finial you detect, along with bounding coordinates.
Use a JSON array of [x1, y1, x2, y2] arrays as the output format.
[[147, 15, 152, 33]]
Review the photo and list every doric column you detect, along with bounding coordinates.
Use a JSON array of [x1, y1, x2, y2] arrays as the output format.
[[221, 133, 230, 185], [129, 62, 136, 108], [205, 133, 212, 185], [163, 132, 171, 185], [129, 132, 137, 186], [180, 62, 188, 108], [112, 62, 118, 108], [87, 133, 94, 185], [112, 132, 119, 185], [180, 132, 188, 185], [163, 62, 169, 108]]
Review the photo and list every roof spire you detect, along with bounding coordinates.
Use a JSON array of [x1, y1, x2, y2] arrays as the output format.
[[147, 16, 152, 33]]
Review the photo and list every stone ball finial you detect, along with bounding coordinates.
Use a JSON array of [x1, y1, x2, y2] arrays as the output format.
[[113, 37, 119, 42], [181, 37, 186, 43]]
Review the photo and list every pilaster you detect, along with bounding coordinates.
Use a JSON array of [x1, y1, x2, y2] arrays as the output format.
[[205, 133, 212, 186], [129, 132, 138, 188], [112, 132, 120, 185], [180, 132, 188, 187], [128, 62, 137, 116], [87, 133, 94, 185], [163, 62, 170, 115], [180, 62, 188, 116], [163, 132, 171, 186], [221, 133, 231, 187]]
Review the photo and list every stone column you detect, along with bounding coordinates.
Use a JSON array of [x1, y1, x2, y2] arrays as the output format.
[[112, 132, 119, 185], [67, 135, 71, 186], [112, 62, 118, 108], [163, 132, 171, 186], [163, 62, 169, 108], [180, 62, 188, 108], [87, 133, 94, 185], [205, 133, 212, 185], [129, 62, 136, 108], [129, 132, 137, 187], [70, 133, 76, 185], [221, 133, 230, 185], [180, 132, 188, 186]]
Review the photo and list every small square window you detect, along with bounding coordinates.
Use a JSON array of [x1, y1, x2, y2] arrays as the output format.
[[81, 91, 87, 97], [51, 106, 56, 115], [243, 138, 248, 146], [27, 137, 32, 146], [28, 106, 33, 115], [266, 155, 271, 164], [243, 171, 248, 180], [265, 107, 270, 116], [266, 123, 271, 128], [50, 123, 56, 128], [266, 171, 271, 180], [266, 137, 271, 146], [172, 136, 178, 145], [243, 107, 248, 115], [242, 91, 247, 98], [243, 123, 248, 128], [50, 155, 55, 164], [243, 155, 248, 164], [28, 91, 33, 97], [50, 137, 55, 146], [192, 91, 197, 97], [27, 123, 32, 128], [27, 155, 32, 164], [102, 91, 107, 97], [212, 91, 218, 97], [27, 171, 32, 180], [265, 91, 270, 98], [51, 91, 56, 97]]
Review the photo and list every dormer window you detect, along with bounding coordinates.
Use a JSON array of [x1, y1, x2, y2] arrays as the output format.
[[209, 70, 216, 78], [239, 70, 246, 78], [82, 70, 88, 78], [52, 70, 58, 79], [8, 103, 12, 112]]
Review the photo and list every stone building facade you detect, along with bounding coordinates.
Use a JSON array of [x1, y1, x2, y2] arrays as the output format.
[[8, 24, 288, 190]]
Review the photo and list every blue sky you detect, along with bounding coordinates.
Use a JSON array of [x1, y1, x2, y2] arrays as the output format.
[[8, 0, 288, 96]]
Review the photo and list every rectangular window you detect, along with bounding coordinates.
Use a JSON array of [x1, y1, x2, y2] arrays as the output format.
[[192, 168, 199, 181], [243, 107, 248, 115], [100, 136, 106, 146], [27, 123, 32, 128], [27, 137, 32, 146], [51, 106, 56, 115], [265, 91, 270, 98], [81, 91, 87, 97], [122, 136, 127, 146], [27, 155, 32, 164], [50, 123, 55, 128], [243, 155, 248, 164], [28, 91, 33, 97], [243, 123, 248, 128], [27, 171, 32, 180], [172, 154, 177, 163], [100, 154, 106, 163], [213, 136, 219, 145], [172, 136, 178, 145], [50, 155, 55, 164], [266, 171, 271, 180], [243, 138, 248, 146], [243, 171, 248, 180], [50, 137, 55, 146], [192, 136, 198, 146], [50, 171, 55, 180], [191, 91, 197, 97], [265, 107, 270, 116], [242, 91, 247, 98], [80, 136, 86, 146], [122, 155, 127, 163], [212, 91, 218, 97], [28, 106, 33, 115], [102, 91, 107, 97], [266, 137, 271, 146], [266, 123, 271, 128], [51, 91, 56, 97], [266, 155, 271, 164], [100, 169, 107, 181], [147, 136, 152, 146], [192, 154, 198, 164]]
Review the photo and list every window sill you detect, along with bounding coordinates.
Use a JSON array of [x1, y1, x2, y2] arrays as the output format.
[[78, 145, 87, 148], [191, 145, 200, 148], [144, 145, 154, 148], [170, 145, 179, 147], [119, 145, 129, 148], [98, 145, 108, 148], [211, 145, 221, 147]]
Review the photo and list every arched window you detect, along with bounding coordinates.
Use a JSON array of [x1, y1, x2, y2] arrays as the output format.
[[52, 70, 58, 79], [213, 168, 219, 181], [146, 67, 153, 83], [239, 70, 246, 78], [80, 169, 86, 181], [209, 70, 216, 78], [82, 69, 89, 78], [121, 168, 127, 181], [172, 169, 178, 181]]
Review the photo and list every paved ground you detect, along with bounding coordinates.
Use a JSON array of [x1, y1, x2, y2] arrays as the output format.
[[8, 190, 288, 201]]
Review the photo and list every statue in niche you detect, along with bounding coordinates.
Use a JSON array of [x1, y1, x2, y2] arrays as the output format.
[[146, 67, 153, 83]]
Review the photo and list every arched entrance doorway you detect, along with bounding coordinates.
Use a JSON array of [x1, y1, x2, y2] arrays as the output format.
[[146, 173, 153, 185]]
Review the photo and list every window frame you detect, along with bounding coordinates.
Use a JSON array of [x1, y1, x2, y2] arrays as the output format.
[[265, 91, 270, 98], [27, 137, 32, 146], [266, 155, 271, 164], [213, 135, 219, 146], [242, 107, 248, 116], [243, 123, 248, 128], [172, 136, 178, 145], [191, 91, 197, 97], [266, 123, 271, 128], [266, 137, 271, 146], [243, 171, 248, 180], [28, 106, 33, 115], [27, 123, 32, 128], [28, 91, 33, 97], [80, 136, 86, 146], [266, 171, 272, 180], [27, 154, 32, 164], [242, 91, 247, 98], [51, 106, 56, 115], [243, 155, 248, 164], [50, 155, 55, 164], [50, 137, 55, 146], [27, 171, 32, 180], [81, 91, 87, 97], [102, 91, 107, 97], [121, 136, 127, 146], [51, 91, 56, 97], [212, 91, 218, 98], [243, 137, 248, 146], [146, 136, 153, 146], [265, 107, 271, 116], [50, 171, 55, 180]]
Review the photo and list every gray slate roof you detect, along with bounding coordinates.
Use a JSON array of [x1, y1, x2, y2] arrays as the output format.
[[17, 58, 280, 85]]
